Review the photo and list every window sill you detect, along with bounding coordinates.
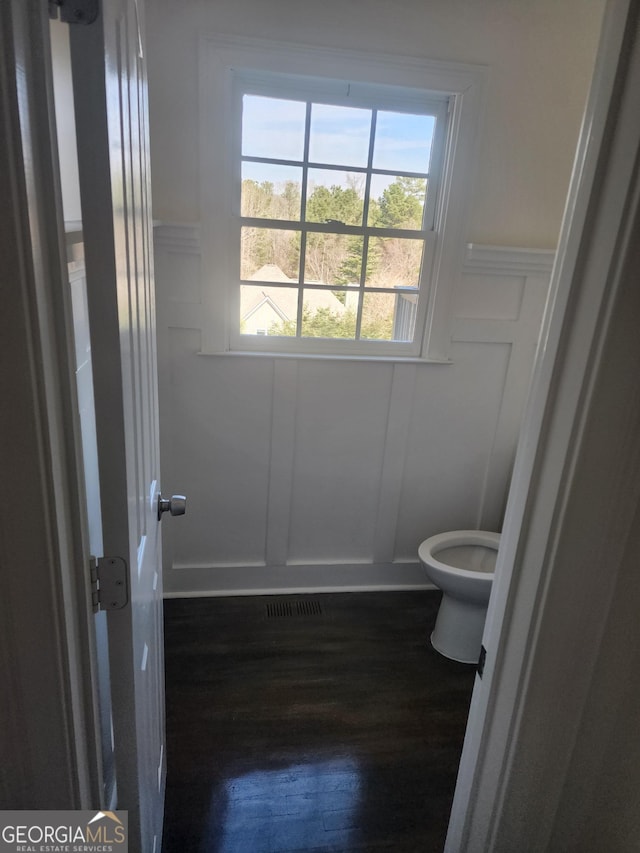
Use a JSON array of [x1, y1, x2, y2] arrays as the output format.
[[198, 350, 453, 365]]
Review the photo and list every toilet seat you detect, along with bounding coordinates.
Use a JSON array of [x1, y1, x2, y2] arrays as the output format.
[[419, 530, 500, 578], [418, 530, 500, 663]]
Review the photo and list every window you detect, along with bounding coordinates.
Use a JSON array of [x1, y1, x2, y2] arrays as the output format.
[[199, 37, 485, 359], [238, 83, 448, 352]]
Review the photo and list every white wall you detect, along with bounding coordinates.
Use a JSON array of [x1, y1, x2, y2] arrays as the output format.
[[145, 0, 602, 595], [155, 230, 552, 595]]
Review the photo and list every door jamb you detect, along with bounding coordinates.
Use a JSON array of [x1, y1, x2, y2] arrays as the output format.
[[0, 0, 103, 808]]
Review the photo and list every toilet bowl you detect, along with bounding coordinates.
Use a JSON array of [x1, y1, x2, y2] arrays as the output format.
[[418, 530, 500, 664]]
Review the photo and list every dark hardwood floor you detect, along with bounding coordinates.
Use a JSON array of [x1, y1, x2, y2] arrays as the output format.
[[162, 591, 475, 853]]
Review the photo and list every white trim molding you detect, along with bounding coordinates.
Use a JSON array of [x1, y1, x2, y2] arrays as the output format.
[[464, 244, 555, 277], [163, 561, 433, 598], [153, 221, 201, 254], [155, 224, 556, 279]]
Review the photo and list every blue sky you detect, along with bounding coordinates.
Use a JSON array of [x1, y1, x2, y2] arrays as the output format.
[[242, 96, 307, 161], [242, 95, 435, 177]]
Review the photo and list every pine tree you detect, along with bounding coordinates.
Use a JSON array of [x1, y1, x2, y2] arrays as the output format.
[[377, 177, 426, 229]]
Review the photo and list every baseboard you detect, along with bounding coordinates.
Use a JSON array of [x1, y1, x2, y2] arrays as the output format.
[[162, 561, 435, 598]]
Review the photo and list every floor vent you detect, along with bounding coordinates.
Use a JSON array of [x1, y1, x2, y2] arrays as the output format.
[[266, 600, 323, 618], [296, 599, 323, 617]]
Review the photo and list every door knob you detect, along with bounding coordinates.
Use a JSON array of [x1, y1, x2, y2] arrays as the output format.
[[157, 494, 187, 520]]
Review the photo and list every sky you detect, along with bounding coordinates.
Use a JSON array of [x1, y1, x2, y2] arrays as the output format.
[[242, 95, 435, 178]]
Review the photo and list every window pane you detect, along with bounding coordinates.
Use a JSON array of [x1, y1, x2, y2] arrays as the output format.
[[240, 284, 299, 336], [368, 175, 427, 229], [308, 103, 371, 168], [241, 227, 300, 282], [373, 111, 435, 173], [306, 170, 365, 226], [366, 236, 424, 289], [361, 290, 417, 342], [242, 95, 306, 161], [241, 163, 302, 220], [304, 232, 362, 287], [300, 288, 357, 339]]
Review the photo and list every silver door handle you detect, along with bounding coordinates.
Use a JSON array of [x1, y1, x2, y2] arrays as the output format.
[[157, 494, 187, 520]]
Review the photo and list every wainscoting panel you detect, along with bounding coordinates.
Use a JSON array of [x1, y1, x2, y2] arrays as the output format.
[[394, 341, 512, 560], [288, 359, 394, 564], [163, 328, 274, 569], [154, 225, 553, 597]]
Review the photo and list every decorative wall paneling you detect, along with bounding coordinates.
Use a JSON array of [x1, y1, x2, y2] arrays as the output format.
[[154, 224, 553, 597], [455, 246, 554, 534]]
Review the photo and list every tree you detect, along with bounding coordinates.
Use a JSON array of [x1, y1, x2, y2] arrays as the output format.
[[240, 179, 301, 278], [240, 175, 425, 305], [304, 183, 369, 287], [377, 177, 426, 229], [269, 300, 395, 341], [281, 180, 301, 220], [368, 236, 422, 289], [365, 177, 426, 289], [269, 307, 356, 339], [306, 184, 363, 226], [241, 178, 301, 220]]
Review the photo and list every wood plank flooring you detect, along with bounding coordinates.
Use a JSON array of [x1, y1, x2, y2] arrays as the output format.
[[162, 591, 475, 853]]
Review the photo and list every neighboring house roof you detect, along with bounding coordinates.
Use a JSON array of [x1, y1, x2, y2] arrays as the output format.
[[249, 264, 292, 283], [242, 293, 289, 324], [241, 264, 346, 323]]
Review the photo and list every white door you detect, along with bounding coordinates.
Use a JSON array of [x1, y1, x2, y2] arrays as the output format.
[[69, 2, 167, 850]]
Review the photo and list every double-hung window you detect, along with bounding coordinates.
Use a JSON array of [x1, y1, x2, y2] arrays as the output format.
[[236, 75, 448, 355], [199, 38, 484, 359]]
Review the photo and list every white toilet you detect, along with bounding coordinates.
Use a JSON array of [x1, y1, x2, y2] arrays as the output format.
[[418, 530, 500, 664]]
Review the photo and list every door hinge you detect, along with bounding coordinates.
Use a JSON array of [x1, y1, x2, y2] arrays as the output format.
[[90, 556, 129, 613], [477, 644, 487, 678], [48, 0, 99, 25]]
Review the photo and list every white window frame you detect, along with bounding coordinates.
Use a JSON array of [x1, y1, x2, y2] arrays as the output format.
[[198, 35, 486, 361]]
